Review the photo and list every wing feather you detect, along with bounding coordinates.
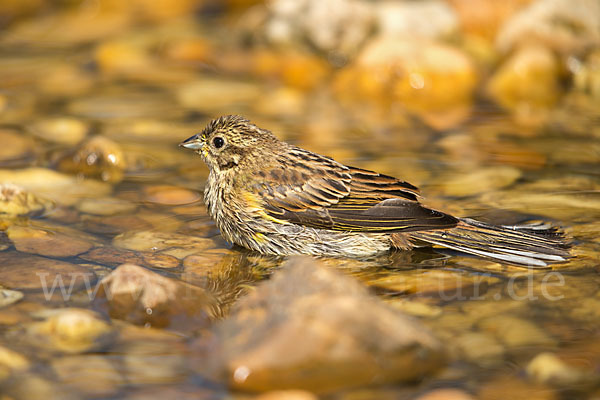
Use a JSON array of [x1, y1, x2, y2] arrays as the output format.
[[254, 148, 458, 233]]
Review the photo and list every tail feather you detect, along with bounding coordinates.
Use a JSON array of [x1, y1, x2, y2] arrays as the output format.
[[410, 218, 571, 268]]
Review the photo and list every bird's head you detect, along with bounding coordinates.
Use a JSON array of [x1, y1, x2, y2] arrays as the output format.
[[180, 115, 278, 173]]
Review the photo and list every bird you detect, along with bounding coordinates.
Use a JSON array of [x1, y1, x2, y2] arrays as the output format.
[[180, 115, 570, 267]]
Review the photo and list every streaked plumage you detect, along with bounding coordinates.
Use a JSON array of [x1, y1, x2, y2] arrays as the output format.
[[180, 115, 571, 267]]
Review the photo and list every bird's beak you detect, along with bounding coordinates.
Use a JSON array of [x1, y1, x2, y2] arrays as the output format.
[[179, 134, 204, 150]]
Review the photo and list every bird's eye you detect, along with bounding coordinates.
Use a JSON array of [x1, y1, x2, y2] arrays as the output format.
[[213, 137, 225, 149]]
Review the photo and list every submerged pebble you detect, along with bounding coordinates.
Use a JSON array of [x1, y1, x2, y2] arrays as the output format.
[[438, 166, 522, 197], [113, 230, 217, 259], [486, 45, 560, 112], [368, 269, 499, 298], [478, 315, 556, 347], [51, 355, 124, 397], [0, 183, 53, 217], [77, 197, 136, 216], [334, 36, 477, 129], [0, 345, 30, 371], [29, 117, 89, 145], [416, 388, 477, 400], [0, 252, 95, 291], [143, 185, 201, 205], [80, 246, 180, 269], [24, 308, 115, 354], [0, 129, 36, 165], [6, 225, 94, 258], [0, 168, 111, 206], [177, 78, 263, 112], [452, 332, 505, 364], [56, 135, 126, 183], [526, 352, 596, 386], [0, 289, 24, 309]]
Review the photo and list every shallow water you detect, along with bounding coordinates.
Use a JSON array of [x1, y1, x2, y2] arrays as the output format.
[[1, 3, 600, 400]]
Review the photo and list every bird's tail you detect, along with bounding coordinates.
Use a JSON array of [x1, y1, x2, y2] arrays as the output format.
[[409, 218, 571, 268]]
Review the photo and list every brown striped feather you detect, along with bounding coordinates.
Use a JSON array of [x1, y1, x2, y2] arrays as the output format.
[[254, 149, 457, 233]]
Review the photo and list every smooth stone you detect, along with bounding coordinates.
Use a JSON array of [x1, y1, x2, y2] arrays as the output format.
[[68, 91, 183, 119], [113, 230, 217, 259], [0, 168, 111, 206], [162, 36, 212, 63], [452, 332, 505, 363], [368, 269, 498, 298], [253, 87, 307, 117], [120, 385, 219, 400], [460, 299, 526, 321], [259, 0, 374, 57], [38, 63, 95, 97], [415, 388, 477, 400], [95, 40, 153, 76], [0, 345, 30, 371], [82, 214, 153, 235], [385, 298, 443, 318], [80, 246, 180, 269], [176, 78, 263, 112], [486, 45, 560, 112], [485, 274, 597, 303], [496, 0, 600, 55], [51, 355, 123, 397], [0, 289, 23, 308], [94, 263, 216, 329], [0, 129, 36, 164], [574, 49, 600, 99], [255, 390, 319, 400], [334, 37, 477, 129], [25, 308, 115, 354], [0, 183, 53, 216], [0, 252, 95, 291], [478, 375, 557, 400], [6, 225, 94, 258], [570, 297, 600, 320], [135, 211, 184, 232], [122, 353, 188, 385], [446, 0, 528, 40], [478, 315, 556, 347], [375, 0, 459, 39], [114, 319, 185, 344], [56, 135, 125, 183], [0, 92, 36, 124], [102, 118, 192, 142], [250, 49, 331, 91], [526, 352, 595, 386], [206, 257, 445, 393], [143, 185, 201, 205], [29, 117, 88, 145], [479, 189, 600, 220], [2, 373, 79, 400], [0, 232, 8, 251], [170, 204, 208, 217], [438, 166, 521, 197], [0, 301, 38, 326], [77, 197, 136, 216]]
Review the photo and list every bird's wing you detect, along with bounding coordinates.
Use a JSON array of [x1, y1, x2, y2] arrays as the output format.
[[255, 148, 458, 233]]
